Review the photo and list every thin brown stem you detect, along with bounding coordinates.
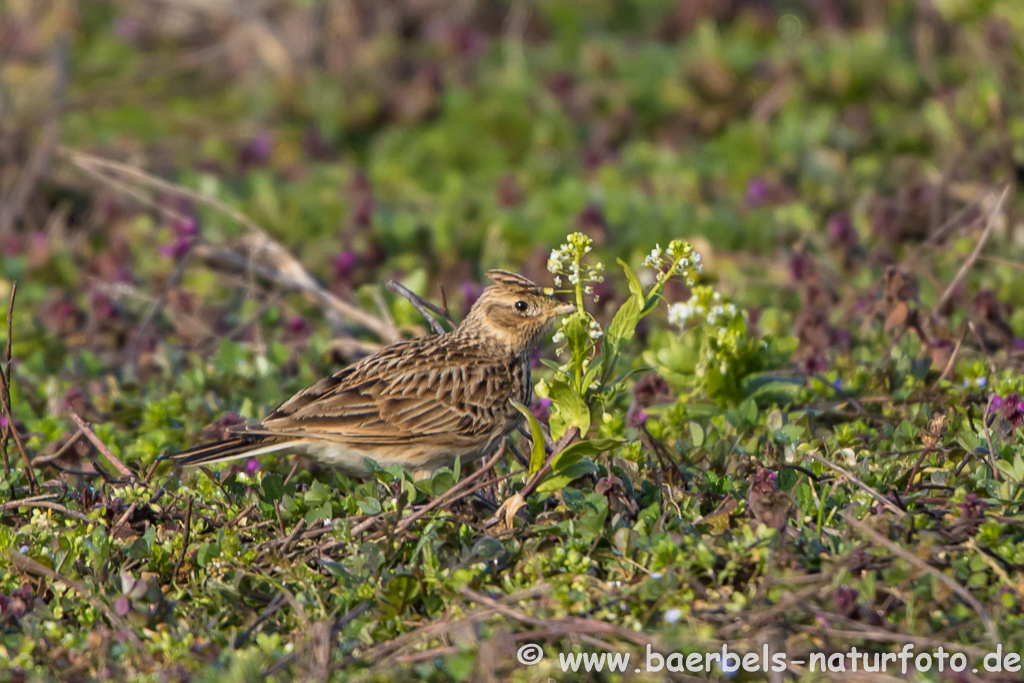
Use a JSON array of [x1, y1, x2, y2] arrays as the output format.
[[69, 411, 135, 481], [0, 283, 38, 493], [173, 496, 194, 580]]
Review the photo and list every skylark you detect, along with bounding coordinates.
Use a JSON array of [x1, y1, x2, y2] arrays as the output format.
[[168, 270, 575, 478]]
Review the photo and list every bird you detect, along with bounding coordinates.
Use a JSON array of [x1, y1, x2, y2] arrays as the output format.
[[166, 270, 575, 479]]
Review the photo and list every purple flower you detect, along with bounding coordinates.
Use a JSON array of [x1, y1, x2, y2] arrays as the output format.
[[0, 416, 7, 432], [462, 282, 483, 311], [238, 133, 273, 171], [827, 212, 857, 248], [833, 585, 859, 618], [531, 398, 552, 423], [995, 393, 1024, 427], [959, 493, 989, 516], [160, 237, 192, 260], [351, 196, 374, 230], [573, 202, 609, 245], [746, 178, 769, 207], [802, 354, 827, 374], [246, 458, 261, 475], [788, 252, 810, 283], [334, 250, 357, 281], [287, 316, 308, 335], [173, 218, 198, 238]]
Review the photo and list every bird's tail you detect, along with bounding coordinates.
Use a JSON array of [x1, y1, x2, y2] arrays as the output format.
[[164, 437, 302, 467]]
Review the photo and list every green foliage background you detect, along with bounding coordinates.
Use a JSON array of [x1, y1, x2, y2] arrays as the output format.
[[3, 0, 1024, 680]]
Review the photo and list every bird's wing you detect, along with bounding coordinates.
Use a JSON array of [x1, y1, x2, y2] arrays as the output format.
[[236, 339, 512, 445]]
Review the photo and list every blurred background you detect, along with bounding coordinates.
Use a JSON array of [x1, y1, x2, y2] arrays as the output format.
[[6, 2, 1024, 678], [2, 0, 1024, 375]]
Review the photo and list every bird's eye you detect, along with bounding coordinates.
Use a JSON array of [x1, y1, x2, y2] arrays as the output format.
[[514, 300, 529, 312]]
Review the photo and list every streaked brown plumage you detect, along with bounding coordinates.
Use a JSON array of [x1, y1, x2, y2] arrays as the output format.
[[168, 270, 574, 478]]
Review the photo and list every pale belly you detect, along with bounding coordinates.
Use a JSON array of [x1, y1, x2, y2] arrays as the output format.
[[299, 438, 502, 480]]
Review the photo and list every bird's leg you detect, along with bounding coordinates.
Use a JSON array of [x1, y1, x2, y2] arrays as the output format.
[[506, 439, 529, 468]]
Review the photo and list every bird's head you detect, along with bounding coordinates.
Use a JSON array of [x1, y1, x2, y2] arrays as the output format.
[[460, 270, 575, 355]]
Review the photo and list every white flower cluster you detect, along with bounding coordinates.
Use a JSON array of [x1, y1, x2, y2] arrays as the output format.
[[547, 232, 605, 288], [644, 240, 702, 287], [668, 290, 743, 331]]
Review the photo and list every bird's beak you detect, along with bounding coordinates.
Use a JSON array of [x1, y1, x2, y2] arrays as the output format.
[[552, 303, 576, 317]]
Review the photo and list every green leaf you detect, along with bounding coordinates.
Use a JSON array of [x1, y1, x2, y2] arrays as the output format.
[[511, 400, 547, 474], [444, 652, 477, 681], [562, 314, 589, 366], [304, 480, 331, 507], [551, 438, 622, 472], [357, 498, 382, 515], [306, 502, 333, 524], [618, 258, 644, 299], [607, 294, 642, 347], [739, 397, 758, 425], [261, 474, 284, 502], [536, 458, 600, 493], [196, 542, 221, 567], [689, 421, 704, 447], [429, 469, 455, 495], [548, 380, 591, 442], [778, 468, 799, 491], [581, 357, 604, 391]]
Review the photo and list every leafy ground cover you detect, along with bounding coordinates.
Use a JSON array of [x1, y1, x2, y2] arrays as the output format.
[[3, 0, 1024, 680]]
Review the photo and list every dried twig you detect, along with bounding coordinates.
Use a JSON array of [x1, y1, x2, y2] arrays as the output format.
[[805, 450, 905, 517], [457, 586, 654, 647], [0, 120, 60, 237], [236, 594, 286, 647], [0, 282, 38, 493], [195, 243, 397, 341], [394, 440, 508, 534], [9, 550, 152, 661], [928, 328, 967, 391], [173, 496, 194, 580], [486, 427, 580, 528], [30, 428, 85, 468], [63, 149, 399, 343], [932, 185, 1010, 317], [0, 499, 92, 523], [845, 511, 998, 646], [112, 503, 138, 535], [437, 285, 456, 327], [384, 280, 450, 334], [279, 519, 307, 555], [226, 503, 257, 528], [69, 411, 135, 481], [981, 396, 1003, 482], [351, 440, 510, 536], [261, 601, 371, 678]]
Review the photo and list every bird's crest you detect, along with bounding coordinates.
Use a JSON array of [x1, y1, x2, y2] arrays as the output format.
[[486, 270, 543, 295]]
